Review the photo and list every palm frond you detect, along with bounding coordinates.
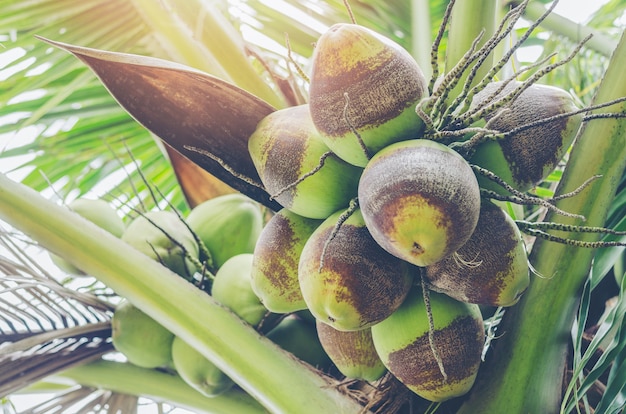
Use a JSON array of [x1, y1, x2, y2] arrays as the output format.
[[231, 0, 451, 67], [0, 225, 115, 397], [591, 170, 626, 286], [0, 326, 113, 398], [0, 0, 195, 212], [13, 386, 140, 414], [589, 0, 626, 32], [564, 276, 626, 414]]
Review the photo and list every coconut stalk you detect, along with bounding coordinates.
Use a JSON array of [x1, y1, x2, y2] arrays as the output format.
[[56, 360, 266, 414], [0, 173, 366, 414], [458, 29, 626, 414], [444, 0, 497, 100], [410, 0, 433, 80]]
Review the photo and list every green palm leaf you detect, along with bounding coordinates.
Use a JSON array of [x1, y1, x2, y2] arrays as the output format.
[[0, 0, 186, 212]]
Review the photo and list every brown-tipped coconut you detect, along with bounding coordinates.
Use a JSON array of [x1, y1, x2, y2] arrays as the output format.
[[248, 104, 362, 219], [309, 23, 428, 167], [425, 200, 530, 307], [251, 209, 323, 314], [298, 208, 413, 332], [371, 287, 484, 402], [316, 320, 386, 382], [468, 81, 582, 193], [358, 139, 481, 267]]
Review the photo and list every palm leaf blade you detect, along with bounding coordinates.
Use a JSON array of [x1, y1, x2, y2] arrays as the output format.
[[0, 228, 116, 397], [0, 326, 114, 397]]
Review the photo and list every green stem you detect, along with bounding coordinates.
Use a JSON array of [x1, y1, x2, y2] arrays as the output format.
[[444, 0, 498, 100], [458, 30, 626, 414], [521, 1, 618, 57], [411, 0, 433, 80], [0, 174, 365, 414], [56, 360, 265, 414]]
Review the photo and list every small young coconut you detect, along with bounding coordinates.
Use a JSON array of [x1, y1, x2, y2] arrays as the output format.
[[371, 287, 484, 402], [186, 193, 264, 269], [266, 315, 332, 369], [112, 300, 174, 369], [309, 23, 428, 167], [425, 200, 530, 307], [468, 81, 582, 193], [298, 208, 413, 332], [248, 104, 362, 219], [316, 320, 386, 382], [122, 210, 199, 278], [211, 253, 268, 327], [171, 336, 234, 397], [358, 139, 481, 267], [250, 209, 322, 314]]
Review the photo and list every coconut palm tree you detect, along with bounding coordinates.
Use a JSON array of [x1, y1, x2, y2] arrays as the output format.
[[0, 0, 625, 413]]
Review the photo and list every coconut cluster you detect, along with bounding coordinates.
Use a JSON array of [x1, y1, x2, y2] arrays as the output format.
[[64, 21, 582, 408], [246, 21, 583, 403]]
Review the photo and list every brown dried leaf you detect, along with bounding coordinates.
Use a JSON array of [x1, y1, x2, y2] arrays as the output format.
[[38, 37, 281, 210]]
